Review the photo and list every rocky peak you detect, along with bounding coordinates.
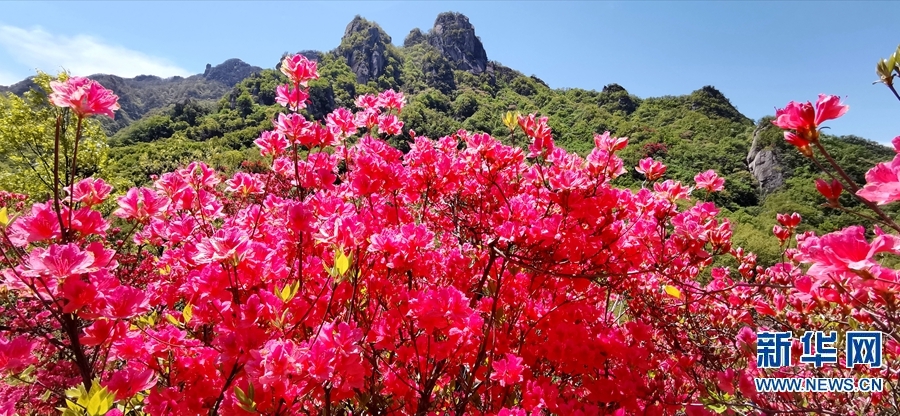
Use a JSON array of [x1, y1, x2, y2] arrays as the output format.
[[338, 16, 392, 84], [747, 120, 788, 196], [404, 28, 427, 48], [202, 59, 261, 87], [599, 83, 638, 114], [688, 85, 748, 122], [426, 12, 488, 74]]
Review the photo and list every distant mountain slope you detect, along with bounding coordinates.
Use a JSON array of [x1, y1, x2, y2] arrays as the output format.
[[1, 59, 262, 133]]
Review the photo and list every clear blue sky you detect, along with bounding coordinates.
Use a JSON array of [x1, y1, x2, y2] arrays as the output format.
[[1, 1, 898, 143]]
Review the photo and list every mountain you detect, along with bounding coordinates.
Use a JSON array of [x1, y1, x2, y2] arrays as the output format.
[[0, 59, 262, 133], [1, 12, 894, 267]]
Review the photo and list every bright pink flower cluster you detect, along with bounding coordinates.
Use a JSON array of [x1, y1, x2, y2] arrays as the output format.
[[49, 76, 120, 119], [2, 69, 899, 416], [772, 94, 848, 155]]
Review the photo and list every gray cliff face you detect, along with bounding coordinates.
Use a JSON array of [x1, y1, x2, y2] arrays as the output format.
[[747, 123, 787, 195], [426, 12, 488, 74], [340, 16, 391, 84]]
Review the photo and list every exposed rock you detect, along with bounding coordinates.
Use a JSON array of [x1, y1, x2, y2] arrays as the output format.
[[202, 58, 262, 87], [426, 12, 488, 74], [747, 123, 787, 195], [339, 16, 392, 84], [404, 28, 427, 48], [297, 50, 323, 62]]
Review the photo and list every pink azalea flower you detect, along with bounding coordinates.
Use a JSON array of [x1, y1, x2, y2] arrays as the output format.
[[113, 188, 169, 222], [21, 244, 98, 280], [225, 172, 264, 196], [798, 226, 895, 280], [354, 94, 378, 110], [104, 366, 157, 400], [376, 89, 405, 111], [66, 178, 113, 207], [102, 285, 151, 320], [275, 84, 309, 111], [593, 131, 628, 152], [491, 353, 525, 387], [517, 114, 554, 156], [299, 122, 338, 148], [49, 76, 120, 119], [273, 113, 312, 144], [636, 158, 667, 181], [326, 108, 357, 138], [377, 114, 403, 136], [694, 169, 725, 192], [194, 228, 251, 265], [776, 212, 802, 229], [0, 337, 36, 373], [254, 131, 289, 157], [772, 94, 848, 144], [857, 144, 900, 205], [815, 178, 843, 205], [7, 202, 61, 246], [279, 54, 318, 87]]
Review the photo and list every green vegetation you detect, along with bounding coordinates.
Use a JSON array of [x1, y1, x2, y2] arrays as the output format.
[[0, 72, 113, 200]]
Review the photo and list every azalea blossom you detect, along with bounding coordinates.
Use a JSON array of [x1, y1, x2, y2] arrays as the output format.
[[772, 94, 848, 145], [636, 157, 667, 181], [491, 354, 526, 387], [856, 137, 900, 204], [280, 54, 318, 86], [815, 178, 843, 205], [275, 84, 309, 111], [254, 131, 289, 157], [3, 66, 898, 416], [694, 169, 725, 192], [66, 178, 113, 207], [49, 76, 120, 119]]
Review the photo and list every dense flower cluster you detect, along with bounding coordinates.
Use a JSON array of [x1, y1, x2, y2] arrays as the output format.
[[0, 54, 898, 415]]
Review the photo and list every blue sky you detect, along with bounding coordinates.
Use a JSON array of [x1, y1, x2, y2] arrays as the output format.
[[1, 1, 898, 143]]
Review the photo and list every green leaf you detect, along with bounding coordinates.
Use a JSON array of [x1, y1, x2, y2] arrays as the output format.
[[278, 285, 290, 302], [335, 249, 350, 276], [664, 285, 682, 299], [182, 303, 193, 324], [234, 385, 247, 403], [87, 390, 102, 415]]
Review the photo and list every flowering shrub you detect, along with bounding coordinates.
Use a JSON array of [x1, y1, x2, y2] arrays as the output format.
[[0, 53, 897, 415]]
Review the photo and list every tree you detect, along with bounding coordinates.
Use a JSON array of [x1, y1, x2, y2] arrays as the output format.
[[0, 72, 109, 201]]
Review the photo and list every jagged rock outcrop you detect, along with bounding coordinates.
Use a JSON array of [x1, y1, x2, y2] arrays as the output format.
[[202, 58, 262, 87], [338, 16, 392, 84], [404, 28, 427, 48], [747, 123, 787, 195], [297, 50, 323, 62], [426, 12, 488, 74], [599, 83, 639, 114]]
